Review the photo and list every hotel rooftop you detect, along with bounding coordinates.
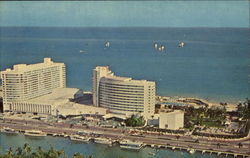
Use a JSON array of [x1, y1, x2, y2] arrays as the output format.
[[1, 58, 64, 73]]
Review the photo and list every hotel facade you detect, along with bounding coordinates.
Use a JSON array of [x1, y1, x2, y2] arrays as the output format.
[[93, 66, 156, 118], [0, 58, 66, 113]]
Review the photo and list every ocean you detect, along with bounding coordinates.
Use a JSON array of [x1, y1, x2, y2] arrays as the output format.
[[0, 27, 249, 103], [0, 133, 221, 158]]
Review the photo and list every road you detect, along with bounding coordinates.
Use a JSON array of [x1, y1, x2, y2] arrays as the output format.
[[1, 118, 249, 157]]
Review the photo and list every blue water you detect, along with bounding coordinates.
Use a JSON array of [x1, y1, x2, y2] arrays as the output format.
[[0, 133, 223, 158], [0, 27, 249, 103]]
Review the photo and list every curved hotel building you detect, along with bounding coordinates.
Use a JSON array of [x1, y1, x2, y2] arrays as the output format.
[[93, 66, 155, 118]]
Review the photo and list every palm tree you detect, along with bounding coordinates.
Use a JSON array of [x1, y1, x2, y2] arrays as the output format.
[[23, 143, 31, 156], [36, 146, 45, 158], [6, 147, 13, 157], [72, 152, 84, 158], [58, 149, 66, 158], [16, 147, 23, 156], [47, 146, 59, 158]]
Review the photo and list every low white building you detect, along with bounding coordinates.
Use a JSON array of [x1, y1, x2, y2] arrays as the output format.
[[9, 87, 107, 116], [159, 110, 184, 130], [10, 88, 83, 115]]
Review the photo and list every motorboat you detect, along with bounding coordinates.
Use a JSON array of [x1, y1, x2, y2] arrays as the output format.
[[120, 140, 143, 150], [24, 130, 47, 137], [79, 50, 87, 53], [158, 45, 165, 52], [154, 43, 158, 50], [188, 148, 195, 154], [105, 42, 110, 48], [178, 42, 185, 47], [94, 137, 112, 145], [1, 127, 18, 134], [70, 135, 90, 143]]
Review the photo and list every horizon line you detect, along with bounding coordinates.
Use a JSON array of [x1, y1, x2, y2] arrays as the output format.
[[0, 26, 249, 29]]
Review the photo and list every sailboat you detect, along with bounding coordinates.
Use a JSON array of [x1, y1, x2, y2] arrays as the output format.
[[105, 42, 110, 48], [178, 42, 185, 47]]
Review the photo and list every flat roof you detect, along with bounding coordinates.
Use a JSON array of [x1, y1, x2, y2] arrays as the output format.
[[103, 113, 126, 120], [160, 110, 184, 115], [101, 75, 154, 84], [24, 88, 80, 105], [57, 103, 107, 116], [1, 58, 64, 74], [105, 75, 132, 81]]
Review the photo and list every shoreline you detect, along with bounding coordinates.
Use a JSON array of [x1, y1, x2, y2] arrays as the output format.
[[158, 93, 244, 104], [157, 95, 238, 111]]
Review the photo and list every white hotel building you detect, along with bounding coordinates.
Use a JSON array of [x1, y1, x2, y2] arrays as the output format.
[[0, 58, 66, 114], [93, 66, 156, 118]]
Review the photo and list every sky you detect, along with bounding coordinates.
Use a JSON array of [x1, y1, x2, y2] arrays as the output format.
[[0, 1, 249, 28]]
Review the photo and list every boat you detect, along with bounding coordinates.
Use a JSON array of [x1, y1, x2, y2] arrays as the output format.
[[52, 133, 58, 137], [160, 45, 165, 51], [105, 42, 110, 48], [158, 45, 165, 52], [63, 134, 69, 138], [189, 148, 195, 154], [70, 135, 90, 143], [178, 42, 185, 47], [119, 140, 143, 150], [24, 130, 47, 137], [94, 137, 112, 145], [1, 127, 18, 134], [148, 152, 155, 156], [79, 50, 87, 53], [154, 43, 158, 49], [202, 150, 206, 154]]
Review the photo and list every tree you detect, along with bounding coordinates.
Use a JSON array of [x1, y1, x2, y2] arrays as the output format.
[[125, 115, 145, 127], [243, 98, 250, 120], [0, 144, 92, 158], [23, 143, 31, 156], [36, 146, 45, 158], [237, 98, 250, 120], [72, 152, 84, 158], [16, 147, 23, 156], [6, 147, 13, 158]]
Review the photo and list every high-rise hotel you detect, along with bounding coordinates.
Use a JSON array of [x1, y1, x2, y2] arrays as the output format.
[[93, 66, 155, 118], [0, 58, 66, 113]]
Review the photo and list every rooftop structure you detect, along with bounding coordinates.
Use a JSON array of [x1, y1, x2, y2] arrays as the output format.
[[92, 66, 156, 119]]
